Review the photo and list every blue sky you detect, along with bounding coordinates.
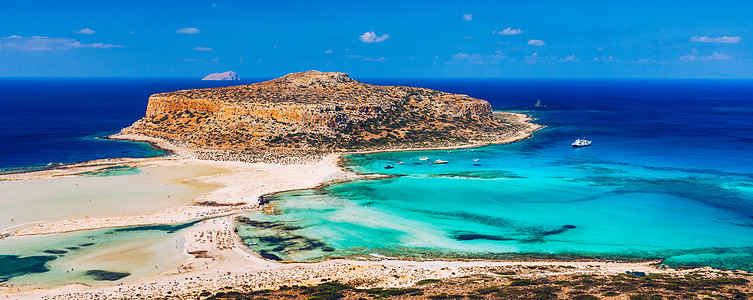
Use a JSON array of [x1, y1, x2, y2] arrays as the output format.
[[1, 0, 752, 78]]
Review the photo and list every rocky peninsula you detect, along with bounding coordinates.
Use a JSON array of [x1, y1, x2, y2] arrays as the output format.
[[119, 70, 540, 162]]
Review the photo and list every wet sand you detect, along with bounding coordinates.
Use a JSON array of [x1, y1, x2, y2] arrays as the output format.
[[0, 162, 226, 235]]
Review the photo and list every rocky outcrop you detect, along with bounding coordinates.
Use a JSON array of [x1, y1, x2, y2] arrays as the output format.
[[122, 71, 537, 155], [202, 71, 239, 81]]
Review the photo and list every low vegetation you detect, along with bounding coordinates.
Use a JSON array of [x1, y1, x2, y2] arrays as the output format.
[[198, 269, 752, 300]]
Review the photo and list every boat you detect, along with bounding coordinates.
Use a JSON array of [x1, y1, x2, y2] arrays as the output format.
[[473, 159, 479, 162], [418, 157, 429, 161], [396, 161, 404, 165], [434, 159, 448, 164], [572, 138, 592, 147], [534, 99, 545, 108], [384, 165, 394, 169]]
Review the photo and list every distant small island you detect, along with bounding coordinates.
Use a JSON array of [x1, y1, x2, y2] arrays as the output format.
[[202, 71, 240, 81]]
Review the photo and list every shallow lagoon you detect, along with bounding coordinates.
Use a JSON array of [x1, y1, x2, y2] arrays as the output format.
[[237, 144, 753, 270], [0, 222, 191, 288]]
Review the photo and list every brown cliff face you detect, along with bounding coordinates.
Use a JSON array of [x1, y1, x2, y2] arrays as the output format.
[[122, 71, 531, 152]]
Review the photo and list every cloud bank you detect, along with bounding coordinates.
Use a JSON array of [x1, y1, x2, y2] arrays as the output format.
[[462, 14, 472, 21], [0, 35, 121, 51], [681, 51, 734, 61], [690, 36, 740, 43]]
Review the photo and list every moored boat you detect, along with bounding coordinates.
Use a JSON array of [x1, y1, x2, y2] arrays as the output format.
[[434, 159, 448, 164], [572, 138, 592, 147], [418, 156, 429, 161]]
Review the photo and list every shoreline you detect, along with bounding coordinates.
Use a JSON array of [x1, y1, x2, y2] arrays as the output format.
[[6, 111, 746, 299]]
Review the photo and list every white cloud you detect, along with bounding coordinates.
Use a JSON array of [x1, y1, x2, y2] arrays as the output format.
[[193, 46, 212, 51], [176, 28, 200, 34], [560, 54, 579, 62], [528, 39, 545, 46], [359, 31, 389, 43], [346, 54, 386, 61], [681, 49, 734, 61], [72, 42, 122, 48], [363, 57, 387, 61], [0, 35, 121, 51], [451, 51, 504, 64], [690, 36, 740, 43], [464, 36, 474, 39], [74, 28, 95, 35], [498, 27, 523, 35], [324, 49, 333, 54], [705, 52, 734, 60], [462, 14, 472, 21], [593, 56, 619, 62]]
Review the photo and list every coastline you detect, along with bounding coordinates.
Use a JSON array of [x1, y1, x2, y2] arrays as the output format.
[[5, 111, 748, 299]]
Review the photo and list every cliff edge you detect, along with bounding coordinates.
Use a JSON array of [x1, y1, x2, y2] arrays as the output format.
[[120, 71, 539, 161]]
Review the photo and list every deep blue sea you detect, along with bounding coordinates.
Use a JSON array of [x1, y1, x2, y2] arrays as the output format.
[[2, 78, 753, 271], [0, 78, 259, 172]]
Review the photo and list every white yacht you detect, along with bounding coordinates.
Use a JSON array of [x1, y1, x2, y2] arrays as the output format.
[[418, 156, 429, 161], [572, 138, 592, 147]]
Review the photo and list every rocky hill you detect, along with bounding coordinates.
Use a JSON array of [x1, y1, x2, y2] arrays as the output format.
[[120, 71, 539, 160]]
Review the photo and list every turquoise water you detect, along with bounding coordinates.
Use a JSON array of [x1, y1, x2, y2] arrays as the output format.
[[0, 223, 192, 287], [237, 144, 753, 270], [236, 80, 753, 270]]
